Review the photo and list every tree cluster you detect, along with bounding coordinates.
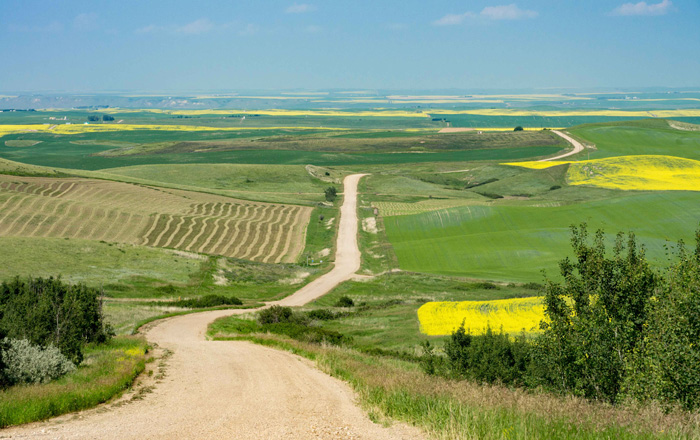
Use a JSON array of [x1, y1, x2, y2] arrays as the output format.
[[425, 224, 700, 411], [0, 277, 112, 368]]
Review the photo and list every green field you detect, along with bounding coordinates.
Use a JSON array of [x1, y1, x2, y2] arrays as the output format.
[[570, 119, 700, 160], [384, 191, 700, 282]]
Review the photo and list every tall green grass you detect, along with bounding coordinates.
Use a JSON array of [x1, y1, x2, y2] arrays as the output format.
[[0, 336, 147, 428]]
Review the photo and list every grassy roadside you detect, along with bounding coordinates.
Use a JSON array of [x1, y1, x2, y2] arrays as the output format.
[[208, 328, 699, 440], [0, 336, 149, 428]]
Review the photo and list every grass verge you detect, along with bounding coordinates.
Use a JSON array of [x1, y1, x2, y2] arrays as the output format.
[[0, 336, 148, 428], [208, 328, 699, 440]]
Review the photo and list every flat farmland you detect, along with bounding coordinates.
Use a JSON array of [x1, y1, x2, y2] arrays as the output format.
[[383, 192, 700, 282], [0, 175, 311, 263]]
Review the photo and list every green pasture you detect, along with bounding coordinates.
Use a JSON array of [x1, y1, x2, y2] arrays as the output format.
[[569, 119, 700, 159], [102, 163, 336, 205], [384, 191, 700, 282]]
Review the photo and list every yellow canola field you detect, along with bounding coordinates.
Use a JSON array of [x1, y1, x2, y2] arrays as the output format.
[[429, 109, 700, 117], [504, 155, 700, 191], [417, 297, 545, 336], [0, 124, 350, 137], [91, 108, 430, 118]]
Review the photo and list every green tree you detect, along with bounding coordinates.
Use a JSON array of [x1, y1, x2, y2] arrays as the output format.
[[324, 186, 337, 202], [624, 231, 700, 410], [534, 224, 658, 403], [514, 126, 524, 131]]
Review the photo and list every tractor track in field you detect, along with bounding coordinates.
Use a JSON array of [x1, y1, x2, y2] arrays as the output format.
[[2, 173, 424, 440]]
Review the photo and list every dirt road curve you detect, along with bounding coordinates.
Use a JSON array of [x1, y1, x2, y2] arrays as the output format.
[[541, 130, 585, 161], [2, 174, 423, 440]]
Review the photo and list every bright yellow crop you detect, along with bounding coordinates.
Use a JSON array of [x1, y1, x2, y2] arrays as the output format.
[[91, 108, 430, 118], [0, 123, 349, 137], [505, 155, 700, 191], [429, 109, 700, 117], [417, 297, 545, 336]]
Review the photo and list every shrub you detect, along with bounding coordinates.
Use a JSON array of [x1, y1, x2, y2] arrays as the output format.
[[514, 126, 524, 131], [2, 338, 75, 385], [263, 323, 348, 346], [443, 323, 531, 386], [324, 186, 337, 202], [0, 276, 112, 364], [334, 296, 354, 307], [306, 309, 338, 321], [171, 294, 242, 308], [522, 282, 543, 291], [474, 282, 499, 290], [257, 305, 294, 325], [550, 185, 562, 191]]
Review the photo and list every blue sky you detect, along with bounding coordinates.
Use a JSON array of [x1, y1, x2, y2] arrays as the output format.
[[1, 0, 698, 92]]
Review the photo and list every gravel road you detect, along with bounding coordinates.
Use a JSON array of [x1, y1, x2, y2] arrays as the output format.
[[2, 174, 424, 440]]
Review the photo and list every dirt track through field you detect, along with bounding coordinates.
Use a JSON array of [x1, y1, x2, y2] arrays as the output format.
[[541, 130, 585, 161], [2, 174, 424, 440]]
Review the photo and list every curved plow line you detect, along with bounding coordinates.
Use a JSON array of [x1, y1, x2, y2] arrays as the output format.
[[61, 184, 95, 204], [13, 195, 54, 236], [239, 205, 273, 260], [161, 216, 186, 248], [18, 183, 41, 196], [72, 206, 98, 239], [173, 217, 197, 249], [197, 217, 224, 254], [2, 194, 45, 236], [185, 217, 210, 251], [251, 205, 287, 261], [53, 181, 77, 198], [286, 208, 313, 264], [236, 205, 269, 259], [0, 193, 21, 215], [192, 218, 220, 252], [275, 208, 306, 264], [263, 206, 295, 263], [92, 209, 120, 242], [152, 214, 176, 247], [218, 219, 241, 257], [210, 205, 239, 255], [0, 194, 34, 235], [111, 211, 134, 242], [140, 214, 162, 246], [35, 199, 68, 237], [208, 203, 220, 217], [55, 204, 86, 238], [82, 187, 111, 206], [220, 205, 252, 256], [230, 206, 260, 257], [82, 207, 110, 240], [121, 212, 149, 244], [45, 181, 66, 198], [37, 183, 55, 197], [187, 203, 201, 216], [0, 181, 9, 191], [44, 201, 78, 238]]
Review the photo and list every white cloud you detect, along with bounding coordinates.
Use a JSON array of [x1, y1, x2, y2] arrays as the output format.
[[611, 0, 672, 16], [480, 4, 538, 20], [432, 12, 474, 26], [73, 13, 99, 31], [286, 3, 316, 13], [433, 4, 537, 25], [177, 18, 215, 35]]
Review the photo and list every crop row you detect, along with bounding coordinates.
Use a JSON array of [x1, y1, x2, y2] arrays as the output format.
[[0, 176, 312, 263]]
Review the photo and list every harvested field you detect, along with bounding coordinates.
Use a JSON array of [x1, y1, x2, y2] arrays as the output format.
[[0, 175, 311, 263]]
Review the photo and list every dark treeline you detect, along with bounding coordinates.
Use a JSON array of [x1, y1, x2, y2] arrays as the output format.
[[423, 224, 700, 411], [0, 277, 112, 368]]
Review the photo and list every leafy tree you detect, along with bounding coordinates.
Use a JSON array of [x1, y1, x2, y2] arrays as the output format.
[[102, 114, 114, 121], [534, 224, 658, 403], [624, 231, 700, 410], [87, 115, 99, 122], [0, 277, 112, 364], [324, 186, 337, 202]]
